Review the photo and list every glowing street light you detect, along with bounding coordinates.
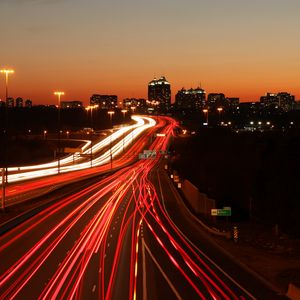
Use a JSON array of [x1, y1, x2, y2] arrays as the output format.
[[54, 91, 64, 174], [0, 69, 14, 106], [108, 110, 115, 125], [121, 109, 128, 152], [86, 104, 98, 129], [107, 111, 115, 170], [54, 91, 64, 106], [217, 107, 223, 125], [87, 105, 98, 168], [1, 68, 14, 211], [121, 109, 128, 119], [43, 130, 47, 140], [202, 108, 209, 125]]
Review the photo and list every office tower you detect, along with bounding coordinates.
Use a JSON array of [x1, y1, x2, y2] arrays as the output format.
[[123, 98, 147, 113], [175, 87, 206, 111], [148, 76, 171, 113], [90, 94, 118, 109], [207, 93, 226, 110], [15, 97, 23, 108], [6, 97, 14, 107], [25, 99, 32, 108]]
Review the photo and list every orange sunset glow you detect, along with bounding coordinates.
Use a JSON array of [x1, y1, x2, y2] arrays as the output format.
[[1, 0, 299, 105]]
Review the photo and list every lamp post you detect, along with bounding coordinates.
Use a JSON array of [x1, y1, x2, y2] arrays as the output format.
[[108, 111, 115, 170], [131, 106, 136, 114], [54, 91, 64, 174], [1, 68, 14, 211], [121, 109, 127, 119], [88, 105, 98, 168], [217, 107, 223, 125], [121, 109, 127, 152], [202, 108, 209, 126]]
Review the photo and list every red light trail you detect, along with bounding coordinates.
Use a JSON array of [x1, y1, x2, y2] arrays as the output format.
[[0, 116, 256, 299]]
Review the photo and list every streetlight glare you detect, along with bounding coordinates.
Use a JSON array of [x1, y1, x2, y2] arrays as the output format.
[[54, 91, 65, 96], [0, 69, 14, 74], [0, 68, 15, 210]]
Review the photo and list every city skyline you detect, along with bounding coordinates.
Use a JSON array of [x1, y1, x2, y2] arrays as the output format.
[[1, 0, 300, 104]]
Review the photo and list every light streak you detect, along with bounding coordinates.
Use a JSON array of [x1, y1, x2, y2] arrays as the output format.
[[0, 116, 249, 300]]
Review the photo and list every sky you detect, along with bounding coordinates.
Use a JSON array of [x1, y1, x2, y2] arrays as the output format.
[[0, 0, 299, 105]]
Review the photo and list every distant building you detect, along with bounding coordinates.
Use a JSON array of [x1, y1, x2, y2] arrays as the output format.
[[15, 97, 23, 108], [175, 87, 206, 111], [294, 101, 300, 110], [0, 100, 6, 107], [61, 101, 83, 109], [207, 93, 226, 110], [90, 94, 118, 109], [260, 92, 295, 112], [25, 99, 32, 108], [226, 97, 240, 109], [6, 97, 14, 107], [123, 98, 147, 113], [148, 76, 171, 113], [238, 102, 262, 115], [277, 92, 295, 111]]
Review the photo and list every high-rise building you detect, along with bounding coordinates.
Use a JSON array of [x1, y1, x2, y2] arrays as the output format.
[[207, 93, 226, 110], [260, 92, 295, 111], [148, 76, 171, 113], [6, 97, 14, 107], [61, 101, 83, 109], [25, 99, 32, 108], [277, 92, 295, 111], [175, 87, 206, 111], [15, 97, 23, 108], [123, 98, 147, 113], [226, 97, 240, 110], [90, 94, 118, 109]]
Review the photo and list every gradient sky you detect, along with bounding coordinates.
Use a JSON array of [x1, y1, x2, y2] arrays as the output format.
[[0, 0, 299, 105]]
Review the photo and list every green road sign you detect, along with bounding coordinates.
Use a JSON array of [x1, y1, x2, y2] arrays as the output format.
[[211, 208, 231, 216]]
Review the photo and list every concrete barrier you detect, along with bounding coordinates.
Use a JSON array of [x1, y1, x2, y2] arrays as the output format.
[[181, 179, 215, 216]]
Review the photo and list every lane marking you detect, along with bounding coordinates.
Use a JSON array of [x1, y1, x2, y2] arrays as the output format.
[[92, 284, 96, 293], [142, 238, 147, 300], [143, 239, 182, 300]]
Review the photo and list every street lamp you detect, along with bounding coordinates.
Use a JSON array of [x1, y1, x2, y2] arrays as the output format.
[[107, 111, 115, 170], [131, 106, 136, 114], [88, 105, 98, 168], [202, 108, 209, 125], [54, 91, 64, 174], [108, 110, 115, 127], [43, 130, 47, 140], [86, 104, 99, 130], [217, 107, 223, 125], [121, 109, 128, 152], [0, 69, 14, 107], [1, 68, 14, 211], [121, 109, 128, 119]]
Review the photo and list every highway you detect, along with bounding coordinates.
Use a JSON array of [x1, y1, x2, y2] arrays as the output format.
[[2, 115, 158, 207], [0, 116, 286, 299]]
